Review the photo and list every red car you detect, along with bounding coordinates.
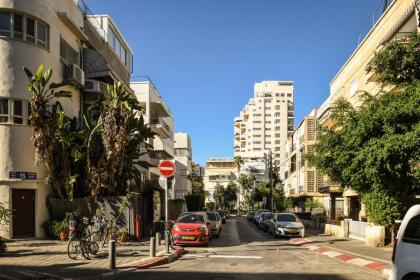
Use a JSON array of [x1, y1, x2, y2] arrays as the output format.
[[171, 212, 211, 246]]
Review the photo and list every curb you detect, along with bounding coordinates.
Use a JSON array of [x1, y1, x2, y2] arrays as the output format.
[[290, 238, 391, 277], [136, 247, 185, 269]]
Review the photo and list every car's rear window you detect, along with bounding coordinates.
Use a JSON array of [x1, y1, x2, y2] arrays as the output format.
[[178, 214, 204, 223], [277, 214, 297, 222], [207, 212, 218, 221], [402, 214, 420, 245]]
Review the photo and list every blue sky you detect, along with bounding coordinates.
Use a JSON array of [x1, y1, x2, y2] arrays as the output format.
[[85, 0, 385, 165]]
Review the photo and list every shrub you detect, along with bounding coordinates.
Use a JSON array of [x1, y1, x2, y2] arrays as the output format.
[[42, 220, 58, 239]]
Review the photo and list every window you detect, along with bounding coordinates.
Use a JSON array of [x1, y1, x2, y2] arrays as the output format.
[[0, 98, 8, 122], [287, 93, 292, 97], [275, 119, 280, 124], [275, 126, 280, 131], [275, 105, 280, 110], [350, 79, 358, 97], [281, 93, 285, 97], [107, 25, 132, 71], [0, 12, 48, 48], [36, 21, 47, 48], [0, 98, 29, 125], [402, 214, 420, 245], [60, 38, 79, 65], [275, 112, 280, 117], [275, 133, 280, 137], [26, 17, 35, 43], [0, 12, 11, 37], [13, 100, 23, 124], [13, 14, 23, 39]]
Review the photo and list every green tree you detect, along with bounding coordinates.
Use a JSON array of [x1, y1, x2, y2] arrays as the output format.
[[307, 33, 420, 236], [238, 174, 256, 209], [87, 82, 155, 200], [224, 181, 238, 208], [24, 65, 73, 198], [371, 32, 419, 87]]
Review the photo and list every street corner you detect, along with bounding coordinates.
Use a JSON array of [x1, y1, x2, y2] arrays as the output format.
[[136, 247, 186, 270]]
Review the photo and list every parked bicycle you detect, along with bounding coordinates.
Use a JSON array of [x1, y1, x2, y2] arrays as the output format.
[[67, 217, 99, 260]]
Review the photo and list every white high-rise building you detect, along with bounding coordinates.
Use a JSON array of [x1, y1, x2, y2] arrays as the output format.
[[234, 81, 294, 166], [174, 132, 192, 199]]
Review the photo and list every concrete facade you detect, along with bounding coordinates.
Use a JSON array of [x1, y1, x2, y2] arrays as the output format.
[[0, 0, 133, 239], [203, 158, 237, 204], [279, 109, 324, 208], [131, 79, 175, 190], [174, 132, 192, 199]]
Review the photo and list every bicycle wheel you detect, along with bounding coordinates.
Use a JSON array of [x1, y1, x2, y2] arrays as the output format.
[[67, 235, 80, 259], [90, 241, 99, 255], [81, 239, 90, 260]]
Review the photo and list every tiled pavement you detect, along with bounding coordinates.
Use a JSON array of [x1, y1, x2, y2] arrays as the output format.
[[290, 237, 392, 277], [0, 239, 156, 279]]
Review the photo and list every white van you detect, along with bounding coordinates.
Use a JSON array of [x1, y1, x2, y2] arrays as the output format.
[[389, 204, 420, 280]]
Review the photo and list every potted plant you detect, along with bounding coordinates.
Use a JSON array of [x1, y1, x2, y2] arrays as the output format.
[[53, 213, 72, 241], [117, 229, 129, 243], [54, 220, 69, 241]]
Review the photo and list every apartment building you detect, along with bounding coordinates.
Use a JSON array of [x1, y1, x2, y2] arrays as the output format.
[[174, 132, 192, 199], [234, 81, 294, 167], [279, 109, 330, 211], [131, 79, 175, 186], [203, 158, 237, 203], [0, 0, 133, 239], [316, 0, 419, 220]]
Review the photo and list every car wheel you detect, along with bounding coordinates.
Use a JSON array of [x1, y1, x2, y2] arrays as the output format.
[[405, 275, 420, 280]]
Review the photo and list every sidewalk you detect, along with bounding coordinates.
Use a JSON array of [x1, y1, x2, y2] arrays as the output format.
[[0, 239, 159, 279], [290, 234, 393, 277], [299, 234, 392, 263]]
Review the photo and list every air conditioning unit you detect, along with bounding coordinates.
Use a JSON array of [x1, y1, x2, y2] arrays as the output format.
[[84, 79, 107, 93], [64, 64, 85, 87]]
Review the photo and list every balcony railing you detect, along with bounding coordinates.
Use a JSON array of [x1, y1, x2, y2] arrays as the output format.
[[150, 117, 172, 136]]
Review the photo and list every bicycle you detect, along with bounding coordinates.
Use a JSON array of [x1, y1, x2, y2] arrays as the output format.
[[67, 217, 99, 260]]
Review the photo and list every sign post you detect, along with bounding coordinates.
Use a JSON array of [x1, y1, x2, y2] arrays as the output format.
[[158, 160, 176, 254]]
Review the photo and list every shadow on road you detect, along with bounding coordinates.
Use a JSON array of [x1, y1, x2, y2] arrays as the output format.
[[132, 271, 348, 280]]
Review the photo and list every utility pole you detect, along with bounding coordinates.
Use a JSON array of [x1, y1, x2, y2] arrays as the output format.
[[268, 151, 273, 212]]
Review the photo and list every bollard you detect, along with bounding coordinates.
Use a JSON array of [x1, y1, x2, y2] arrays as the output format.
[[109, 240, 116, 269], [156, 232, 161, 246], [150, 237, 156, 257]]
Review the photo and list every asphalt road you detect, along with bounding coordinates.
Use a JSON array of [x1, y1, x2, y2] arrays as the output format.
[[119, 217, 385, 280]]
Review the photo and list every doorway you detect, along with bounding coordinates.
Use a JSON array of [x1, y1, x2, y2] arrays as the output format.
[[12, 189, 35, 237]]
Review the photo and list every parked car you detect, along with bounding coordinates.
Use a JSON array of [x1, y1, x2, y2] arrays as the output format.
[[257, 212, 272, 229], [268, 213, 305, 238], [207, 211, 222, 238], [260, 213, 273, 232], [389, 204, 420, 280], [247, 211, 256, 222], [218, 210, 227, 224], [170, 212, 211, 246], [254, 210, 270, 225]]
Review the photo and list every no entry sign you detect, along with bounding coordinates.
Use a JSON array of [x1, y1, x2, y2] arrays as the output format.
[[158, 160, 176, 177]]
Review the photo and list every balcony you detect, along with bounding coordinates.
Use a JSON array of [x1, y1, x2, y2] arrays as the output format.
[[150, 117, 172, 139]]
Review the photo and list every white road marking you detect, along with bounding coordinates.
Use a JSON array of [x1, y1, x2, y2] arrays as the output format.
[[321, 250, 343, 258], [209, 255, 262, 259]]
